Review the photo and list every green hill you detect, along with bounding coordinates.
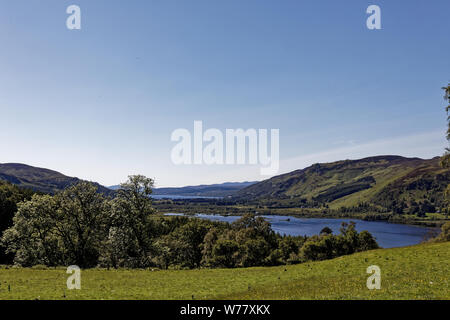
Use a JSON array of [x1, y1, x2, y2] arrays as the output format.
[[0, 163, 113, 196], [0, 242, 448, 300], [234, 156, 449, 214]]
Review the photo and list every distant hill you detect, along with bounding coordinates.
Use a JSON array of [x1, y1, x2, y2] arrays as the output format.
[[0, 163, 114, 196], [3, 155, 448, 214], [233, 155, 449, 213], [110, 181, 258, 198]]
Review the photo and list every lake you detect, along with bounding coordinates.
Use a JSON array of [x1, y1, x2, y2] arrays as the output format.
[[166, 213, 436, 248]]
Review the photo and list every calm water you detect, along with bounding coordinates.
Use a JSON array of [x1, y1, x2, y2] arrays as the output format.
[[166, 213, 436, 248]]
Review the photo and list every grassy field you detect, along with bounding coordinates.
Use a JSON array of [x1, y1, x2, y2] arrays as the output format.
[[0, 242, 448, 300]]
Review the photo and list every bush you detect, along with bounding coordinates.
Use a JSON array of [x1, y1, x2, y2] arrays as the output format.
[[431, 222, 450, 242]]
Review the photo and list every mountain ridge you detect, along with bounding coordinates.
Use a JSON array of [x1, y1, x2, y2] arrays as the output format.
[[233, 155, 448, 214], [2, 155, 448, 215], [110, 181, 258, 198], [0, 163, 114, 196]]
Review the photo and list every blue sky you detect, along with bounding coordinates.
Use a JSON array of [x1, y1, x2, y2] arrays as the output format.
[[0, 0, 449, 187]]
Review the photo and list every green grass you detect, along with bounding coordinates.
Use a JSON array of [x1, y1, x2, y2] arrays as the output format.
[[0, 242, 448, 300]]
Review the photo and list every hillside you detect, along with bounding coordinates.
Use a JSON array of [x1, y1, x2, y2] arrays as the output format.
[[152, 181, 257, 197], [110, 182, 257, 198], [0, 242, 448, 299], [233, 156, 450, 213], [0, 163, 113, 196]]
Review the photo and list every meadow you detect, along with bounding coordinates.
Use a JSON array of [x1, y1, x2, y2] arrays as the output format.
[[0, 242, 448, 300]]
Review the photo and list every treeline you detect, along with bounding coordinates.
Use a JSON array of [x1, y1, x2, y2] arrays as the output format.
[[0, 176, 380, 269], [0, 181, 39, 263], [199, 219, 379, 268]]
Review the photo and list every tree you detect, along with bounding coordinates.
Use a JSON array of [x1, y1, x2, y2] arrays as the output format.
[[231, 213, 275, 243], [210, 239, 239, 268], [430, 222, 450, 242], [239, 238, 271, 267], [439, 84, 450, 216], [0, 182, 37, 263], [340, 221, 361, 254], [54, 182, 110, 267], [2, 182, 109, 267], [277, 236, 304, 264], [1, 194, 61, 266], [299, 236, 326, 261], [100, 175, 156, 268], [200, 227, 220, 267], [357, 231, 379, 251], [153, 219, 212, 269], [320, 227, 333, 235], [440, 84, 450, 168]]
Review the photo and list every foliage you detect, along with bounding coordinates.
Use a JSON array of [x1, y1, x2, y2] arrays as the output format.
[[430, 221, 450, 243], [299, 222, 378, 261], [99, 175, 156, 268], [0, 182, 38, 263], [1, 182, 109, 267], [440, 84, 450, 216], [441, 84, 450, 168]]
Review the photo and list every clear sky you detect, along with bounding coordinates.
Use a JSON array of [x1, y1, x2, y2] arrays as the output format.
[[0, 0, 449, 187]]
